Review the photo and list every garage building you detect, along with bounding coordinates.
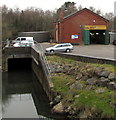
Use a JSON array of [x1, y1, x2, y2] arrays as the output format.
[[54, 8, 109, 45]]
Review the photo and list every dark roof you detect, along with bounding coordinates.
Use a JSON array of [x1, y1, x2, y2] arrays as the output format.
[[19, 31, 49, 33], [62, 8, 109, 22]]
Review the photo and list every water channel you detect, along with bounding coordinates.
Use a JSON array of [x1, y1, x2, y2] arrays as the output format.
[[2, 58, 57, 119], [2, 69, 55, 119]]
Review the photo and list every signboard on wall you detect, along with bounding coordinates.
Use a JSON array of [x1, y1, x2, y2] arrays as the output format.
[[71, 35, 79, 39], [84, 25, 107, 30]]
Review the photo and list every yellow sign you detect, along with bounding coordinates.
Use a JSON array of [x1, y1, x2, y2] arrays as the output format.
[[85, 25, 107, 30]]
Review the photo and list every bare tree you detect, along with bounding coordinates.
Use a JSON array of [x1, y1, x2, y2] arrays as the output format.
[[78, 5, 83, 11], [57, 1, 77, 18], [96, 9, 102, 15], [89, 6, 95, 12]]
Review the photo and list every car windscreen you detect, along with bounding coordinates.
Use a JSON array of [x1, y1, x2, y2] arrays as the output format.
[[54, 45, 62, 48], [16, 38, 20, 41]]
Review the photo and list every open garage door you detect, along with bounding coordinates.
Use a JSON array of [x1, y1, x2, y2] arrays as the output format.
[[83, 25, 109, 45], [90, 30, 105, 44]]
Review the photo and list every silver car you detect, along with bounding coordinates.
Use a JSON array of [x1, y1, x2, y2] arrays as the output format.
[[46, 43, 73, 53]]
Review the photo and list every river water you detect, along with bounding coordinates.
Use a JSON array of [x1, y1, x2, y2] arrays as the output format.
[[2, 69, 54, 119]]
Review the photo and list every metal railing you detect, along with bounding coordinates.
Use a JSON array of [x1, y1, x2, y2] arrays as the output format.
[[33, 41, 51, 81]]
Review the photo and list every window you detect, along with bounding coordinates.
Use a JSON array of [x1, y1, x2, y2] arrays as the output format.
[[21, 38, 26, 41], [55, 45, 62, 48], [17, 38, 20, 41]]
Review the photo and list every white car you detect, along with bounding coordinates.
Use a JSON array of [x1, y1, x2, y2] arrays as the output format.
[[13, 37, 35, 47], [46, 43, 73, 53], [13, 42, 34, 47]]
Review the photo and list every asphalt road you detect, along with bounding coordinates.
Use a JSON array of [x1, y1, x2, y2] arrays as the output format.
[[69, 45, 115, 60], [40, 43, 115, 60]]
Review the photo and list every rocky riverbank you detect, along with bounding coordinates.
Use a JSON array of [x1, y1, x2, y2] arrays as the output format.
[[47, 55, 116, 119]]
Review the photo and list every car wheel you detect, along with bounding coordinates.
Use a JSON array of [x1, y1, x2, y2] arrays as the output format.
[[66, 49, 70, 52], [50, 50, 54, 53]]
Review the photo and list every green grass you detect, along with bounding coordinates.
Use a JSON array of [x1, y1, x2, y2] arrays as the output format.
[[47, 55, 76, 64], [51, 73, 75, 96], [73, 90, 115, 117], [47, 55, 115, 73], [51, 73, 115, 117], [49, 55, 115, 117], [89, 63, 116, 73]]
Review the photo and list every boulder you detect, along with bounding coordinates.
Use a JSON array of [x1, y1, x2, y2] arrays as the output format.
[[67, 68, 76, 75], [94, 67, 103, 76], [65, 106, 71, 113], [108, 73, 116, 81], [76, 73, 83, 80], [86, 78, 97, 85], [97, 77, 110, 87], [85, 85, 94, 90], [54, 95, 61, 104], [75, 81, 83, 90], [49, 64, 56, 73], [107, 82, 116, 90], [80, 76, 89, 81], [63, 66, 69, 73], [50, 95, 61, 107], [69, 83, 76, 89], [52, 102, 64, 113], [55, 68, 63, 73], [74, 95, 80, 98], [81, 70, 89, 76], [79, 108, 92, 118], [49, 63, 63, 73], [95, 88, 105, 93], [99, 70, 111, 78], [70, 81, 83, 90]]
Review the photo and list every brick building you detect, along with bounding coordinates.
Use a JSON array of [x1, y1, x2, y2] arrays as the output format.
[[54, 8, 109, 45]]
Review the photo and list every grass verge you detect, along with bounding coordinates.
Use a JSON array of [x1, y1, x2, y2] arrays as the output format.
[[51, 73, 115, 118]]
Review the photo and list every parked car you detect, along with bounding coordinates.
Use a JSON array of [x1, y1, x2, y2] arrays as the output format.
[[46, 43, 73, 53], [13, 37, 35, 47], [13, 42, 32, 47]]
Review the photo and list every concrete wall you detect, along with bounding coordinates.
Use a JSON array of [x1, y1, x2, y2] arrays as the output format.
[[31, 48, 52, 101], [109, 32, 116, 44], [2, 47, 31, 71], [2, 47, 53, 101]]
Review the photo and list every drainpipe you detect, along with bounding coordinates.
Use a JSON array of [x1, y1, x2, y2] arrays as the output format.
[[59, 10, 64, 43]]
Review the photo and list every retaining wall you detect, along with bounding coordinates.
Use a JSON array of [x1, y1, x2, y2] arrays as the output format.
[[2, 47, 52, 101], [31, 48, 52, 101], [50, 53, 115, 65]]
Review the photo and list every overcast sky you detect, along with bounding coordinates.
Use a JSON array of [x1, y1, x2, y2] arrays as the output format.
[[0, 0, 115, 14]]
